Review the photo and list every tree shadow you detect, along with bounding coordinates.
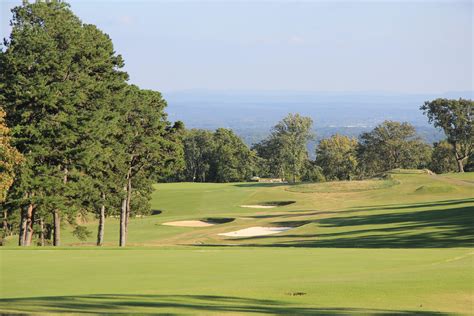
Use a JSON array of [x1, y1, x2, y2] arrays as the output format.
[[216, 199, 474, 248], [348, 198, 474, 212], [0, 294, 449, 315]]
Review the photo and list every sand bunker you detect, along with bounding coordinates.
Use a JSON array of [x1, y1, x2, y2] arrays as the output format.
[[163, 220, 214, 227], [240, 205, 276, 209], [219, 226, 292, 237]]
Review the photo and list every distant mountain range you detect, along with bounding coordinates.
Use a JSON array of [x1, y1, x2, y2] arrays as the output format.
[[163, 90, 472, 153]]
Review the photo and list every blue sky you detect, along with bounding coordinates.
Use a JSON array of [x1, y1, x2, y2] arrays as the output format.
[[1, 0, 472, 94]]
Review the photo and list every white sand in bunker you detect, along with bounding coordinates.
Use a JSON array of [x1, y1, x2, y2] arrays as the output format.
[[219, 226, 292, 237], [162, 220, 214, 227], [240, 205, 276, 209]]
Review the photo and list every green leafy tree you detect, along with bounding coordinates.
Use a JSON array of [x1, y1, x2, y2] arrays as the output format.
[[421, 98, 473, 172], [181, 128, 256, 183], [252, 136, 284, 178], [316, 134, 358, 180], [430, 140, 458, 174], [209, 128, 256, 183], [358, 121, 431, 176], [301, 160, 326, 182], [182, 129, 214, 182], [272, 114, 313, 183]]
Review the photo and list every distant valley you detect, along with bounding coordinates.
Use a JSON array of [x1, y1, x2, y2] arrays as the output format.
[[164, 91, 472, 152]]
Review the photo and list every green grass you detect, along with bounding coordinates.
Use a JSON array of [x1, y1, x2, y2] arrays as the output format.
[[286, 178, 397, 193], [1, 248, 473, 315], [1, 171, 473, 314]]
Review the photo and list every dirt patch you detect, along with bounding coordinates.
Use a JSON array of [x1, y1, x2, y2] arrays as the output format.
[[218, 226, 292, 237]]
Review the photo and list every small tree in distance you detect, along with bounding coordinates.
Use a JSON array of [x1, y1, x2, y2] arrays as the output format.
[[316, 134, 358, 181], [421, 98, 473, 172]]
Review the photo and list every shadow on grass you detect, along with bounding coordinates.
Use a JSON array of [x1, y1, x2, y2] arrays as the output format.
[[0, 294, 448, 315], [233, 183, 289, 188], [216, 199, 474, 248]]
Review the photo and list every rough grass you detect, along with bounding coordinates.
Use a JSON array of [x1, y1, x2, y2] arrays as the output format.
[[1, 171, 473, 314]]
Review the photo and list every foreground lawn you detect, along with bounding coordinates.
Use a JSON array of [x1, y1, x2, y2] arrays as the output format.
[[1, 247, 472, 315]]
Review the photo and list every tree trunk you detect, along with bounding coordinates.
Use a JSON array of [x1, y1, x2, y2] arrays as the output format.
[[24, 204, 35, 246], [119, 196, 127, 247], [456, 158, 465, 173], [2, 209, 9, 236], [97, 199, 105, 246], [453, 144, 466, 173], [39, 217, 45, 246], [18, 211, 27, 246], [52, 167, 68, 247], [125, 175, 132, 236], [53, 210, 60, 247]]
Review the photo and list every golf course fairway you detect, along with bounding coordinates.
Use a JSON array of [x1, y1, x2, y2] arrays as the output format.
[[1, 171, 473, 314]]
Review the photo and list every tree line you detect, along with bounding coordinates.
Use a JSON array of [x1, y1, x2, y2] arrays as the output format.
[[0, 1, 183, 246], [0, 1, 472, 247], [176, 102, 472, 184]]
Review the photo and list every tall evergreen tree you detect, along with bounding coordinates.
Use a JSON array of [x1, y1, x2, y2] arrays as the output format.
[[1, 0, 128, 246], [117, 85, 171, 247]]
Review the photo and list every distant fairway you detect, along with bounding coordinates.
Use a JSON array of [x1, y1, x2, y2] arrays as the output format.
[[1, 171, 473, 314]]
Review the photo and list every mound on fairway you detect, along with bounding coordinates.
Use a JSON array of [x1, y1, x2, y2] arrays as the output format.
[[219, 226, 292, 237], [287, 179, 396, 193], [163, 220, 214, 227]]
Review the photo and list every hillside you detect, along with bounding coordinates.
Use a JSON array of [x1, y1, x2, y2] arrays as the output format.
[[4, 171, 472, 248]]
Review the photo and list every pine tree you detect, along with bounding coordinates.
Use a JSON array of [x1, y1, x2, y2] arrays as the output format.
[[117, 86, 171, 247], [1, 0, 128, 246]]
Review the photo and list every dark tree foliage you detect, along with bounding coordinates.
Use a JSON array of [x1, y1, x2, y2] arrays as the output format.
[[181, 128, 257, 183], [429, 141, 458, 174]]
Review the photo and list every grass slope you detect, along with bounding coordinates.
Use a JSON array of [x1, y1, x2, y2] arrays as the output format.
[[1, 171, 473, 314]]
